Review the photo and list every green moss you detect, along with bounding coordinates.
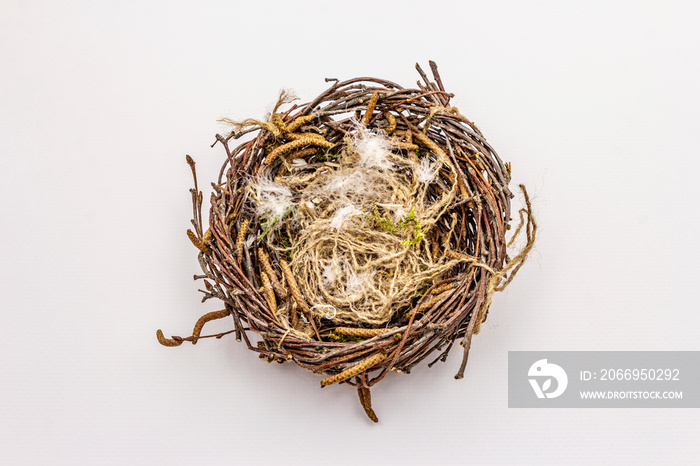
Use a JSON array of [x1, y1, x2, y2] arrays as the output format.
[[369, 207, 424, 246], [329, 333, 365, 342], [257, 207, 294, 241], [316, 149, 339, 162], [279, 230, 292, 248], [369, 207, 401, 233]]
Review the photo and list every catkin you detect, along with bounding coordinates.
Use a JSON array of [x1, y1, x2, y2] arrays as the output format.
[[446, 250, 477, 263], [290, 302, 299, 329], [362, 92, 379, 126], [191, 309, 230, 345], [320, 353, 387, 387], [263, 137, 334, 166], [418, 289, 452, 312], [258, 249, 285, 298], [412, 131, 447, 160], [383, 112, 396, 134], [271, 113, 287, 133], [285, 132, 329, 143], [156, 329, 182, 347], [286, 147, 320, 162], [356, 380, 378, 423], [446, 250, 495, 274], [286, 114, 316, 133], [388, 139, 419, 151], [279, 259, 311, 314], [431, 282, 457, 295], [187, 229, 211, 254], [335, 327, 399, 339], [280, 259, 321, 339], [260, 271, 277, 314], [202, 228, 213, 244], [235, 219, 249, 260]]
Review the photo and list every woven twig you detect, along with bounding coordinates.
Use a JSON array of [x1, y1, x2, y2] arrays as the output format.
[[158, 61, 536, 423]]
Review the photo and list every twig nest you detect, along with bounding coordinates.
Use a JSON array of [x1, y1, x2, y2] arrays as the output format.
[[160, 62, 535, 422]]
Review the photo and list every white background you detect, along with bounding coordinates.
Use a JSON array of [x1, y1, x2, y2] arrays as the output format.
[[2, 1, 699, 464]]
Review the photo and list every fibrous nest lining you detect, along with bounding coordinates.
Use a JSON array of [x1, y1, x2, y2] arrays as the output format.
[[254, 123, 461, 329], [157, 62, 535, 423]]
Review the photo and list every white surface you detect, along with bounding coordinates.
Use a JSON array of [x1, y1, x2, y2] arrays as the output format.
[[2, 1, 699, 464]]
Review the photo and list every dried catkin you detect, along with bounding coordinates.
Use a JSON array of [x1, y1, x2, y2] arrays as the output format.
[[320, 353, 387, 387], [258, 249, 285, 298], [335, 327, 399, 338], [191, 309, 231, 344], [156, 329, 182, 347], [260, 271, 277, 315], [263, 137, 334, 166], [187, 229, 210, 254]]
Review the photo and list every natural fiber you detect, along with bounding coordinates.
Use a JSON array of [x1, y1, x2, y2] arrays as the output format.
[[158, 62, 536, 422]]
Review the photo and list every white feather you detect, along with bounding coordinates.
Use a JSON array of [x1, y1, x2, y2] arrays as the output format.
[[329, 205, 361, 230], [322, 261, 337, 285], [416, 157, 437, 183], [353, 127, 393, 171], [250, 176, 293, 220], [346, 270, 370, 297]]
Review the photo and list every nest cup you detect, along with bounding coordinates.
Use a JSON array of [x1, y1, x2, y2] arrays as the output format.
[[158, 62, 535, 422]]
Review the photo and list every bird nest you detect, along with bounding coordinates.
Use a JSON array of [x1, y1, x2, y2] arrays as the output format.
[[157, 62, 535, 422]]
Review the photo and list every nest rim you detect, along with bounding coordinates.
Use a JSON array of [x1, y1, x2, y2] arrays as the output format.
[[159, 63, 536, 423]]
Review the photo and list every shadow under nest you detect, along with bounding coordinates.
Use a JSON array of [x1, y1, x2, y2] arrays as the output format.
[[157, 62, 535, 422]]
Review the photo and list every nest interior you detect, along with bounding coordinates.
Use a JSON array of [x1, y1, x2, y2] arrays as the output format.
[[158, 62, 535, 422]]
